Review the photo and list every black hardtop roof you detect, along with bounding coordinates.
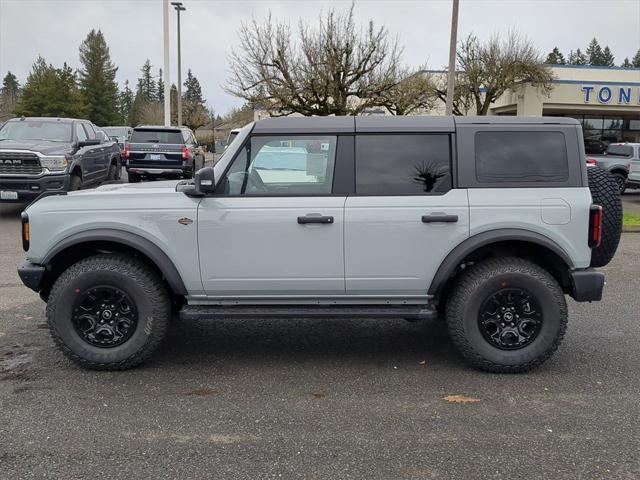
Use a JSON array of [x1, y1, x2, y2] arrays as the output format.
[[252, 115, 579, 134]]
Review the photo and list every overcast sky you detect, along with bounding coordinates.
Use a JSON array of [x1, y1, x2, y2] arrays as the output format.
[[1, 0, 639, 115]]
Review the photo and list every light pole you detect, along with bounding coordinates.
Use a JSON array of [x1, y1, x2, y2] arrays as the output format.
[[162, 0, 171, 126], [172, 1, 186, 126], [445, 0, 459, 116]]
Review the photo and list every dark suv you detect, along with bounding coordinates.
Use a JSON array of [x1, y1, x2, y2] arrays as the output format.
[[124, 126, 205, 183], [0, 117, 122, 202]]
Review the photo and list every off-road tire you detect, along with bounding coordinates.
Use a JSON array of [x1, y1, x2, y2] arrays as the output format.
[[587, 166, 622, 268], [46, 254, 171, 370], [611, 172, 627, 195], [128, 172, 141, 183], [69, 174, 82, 191], [446, 257, 567, 373], [107, 161, 118, 181]]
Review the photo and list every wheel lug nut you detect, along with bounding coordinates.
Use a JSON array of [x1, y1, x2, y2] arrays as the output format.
[[510, 323, 515, 327]]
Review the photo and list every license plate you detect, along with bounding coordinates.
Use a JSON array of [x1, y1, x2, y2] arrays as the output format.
[[149, 154, 162, 160], [1, 191, 18, 200]]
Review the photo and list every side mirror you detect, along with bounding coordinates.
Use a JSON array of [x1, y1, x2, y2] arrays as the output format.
[[195, 166, 216, 195], [78, 139, 101, 148]]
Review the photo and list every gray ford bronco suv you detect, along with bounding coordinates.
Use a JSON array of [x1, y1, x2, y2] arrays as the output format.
[[17, 116, 622, 372]]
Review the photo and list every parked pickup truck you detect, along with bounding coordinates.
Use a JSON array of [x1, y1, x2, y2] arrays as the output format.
[[18, 116, 622, 373], [0, 117, 121, 202], [586, 143, 640, 193], [124, 125, 205, 183]]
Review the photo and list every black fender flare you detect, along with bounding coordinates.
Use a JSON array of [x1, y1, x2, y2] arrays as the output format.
[[42, 229, 187, 295], [427, 229, 573, 298]]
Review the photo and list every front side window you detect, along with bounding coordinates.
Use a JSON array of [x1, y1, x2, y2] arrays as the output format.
[[75, 123, 87, 142], [355, 134, 452, 195], [475, 131, 568, 183], [219, 136, 337, 195]]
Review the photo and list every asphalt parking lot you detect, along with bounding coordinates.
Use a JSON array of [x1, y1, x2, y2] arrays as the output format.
[[1, 200, 639, 479]]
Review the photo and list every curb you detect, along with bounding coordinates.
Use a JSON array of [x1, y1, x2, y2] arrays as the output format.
[[622, 225, 640, 233]]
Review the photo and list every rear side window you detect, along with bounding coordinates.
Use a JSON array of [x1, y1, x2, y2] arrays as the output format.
[[130, 129, 184, 144], [355, 135, 452, 195], [475, 131, 568, 183]]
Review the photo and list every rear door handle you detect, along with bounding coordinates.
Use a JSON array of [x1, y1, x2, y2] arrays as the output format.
[[297, 215, 334, 224], [422, 214, 458, 223]]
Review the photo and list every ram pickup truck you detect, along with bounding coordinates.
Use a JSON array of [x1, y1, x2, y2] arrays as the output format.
[[0, 117, 121, 202], [586, 143, 640, 193], [17, 116, 622, 373]]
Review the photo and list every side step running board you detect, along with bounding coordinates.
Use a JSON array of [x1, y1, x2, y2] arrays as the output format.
[[180, 305, 438, 321]]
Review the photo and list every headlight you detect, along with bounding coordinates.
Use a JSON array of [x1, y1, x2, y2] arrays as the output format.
[[40, 155, 69, 171]]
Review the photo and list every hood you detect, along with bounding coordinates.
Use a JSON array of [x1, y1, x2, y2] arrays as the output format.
[[68, 179, 184, 196], [0, 140, 72, 155]]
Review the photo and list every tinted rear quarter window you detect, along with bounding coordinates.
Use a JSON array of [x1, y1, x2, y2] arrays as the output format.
[[475, 131, 568, 183], [130, 129, 184, 144], [356, 134, 452, 195]]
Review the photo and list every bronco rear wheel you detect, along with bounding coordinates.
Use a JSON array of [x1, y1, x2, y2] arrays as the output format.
[[46, 254, 171, 370], [587, 166, 622, 268], [446, 257, 567, 373]]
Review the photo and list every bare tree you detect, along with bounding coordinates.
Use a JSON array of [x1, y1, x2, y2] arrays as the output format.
[[437, 32, 554, 115], [378, 68, 437, 115], [225, 5, 402, 116]]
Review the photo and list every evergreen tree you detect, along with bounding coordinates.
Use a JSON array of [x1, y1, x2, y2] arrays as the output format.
[[586, 38, 604, 65], [129, 91, 146, 127], [545, 47, 565, 65], [632, 49, 640, 68], [136, 60, 156, 102], [118, 80, 134, 125], [157, 68, 164, 103], [601, 46, 615, 67], [621, 57, 632, 68], [183, 69, 204, 103], [182, 69, 208, 131], [78, 29, 119, 125], [15, 56, 84, 117], [170, 83, 178, 125], [568, 49, 587, 65], [1, 71, 20, 115]]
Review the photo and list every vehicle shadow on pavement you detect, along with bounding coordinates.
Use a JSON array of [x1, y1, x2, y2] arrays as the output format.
[[157, 316, 460, 368]]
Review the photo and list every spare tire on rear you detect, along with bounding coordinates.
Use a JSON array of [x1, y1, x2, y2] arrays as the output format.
[[587, 166, 622, 268]]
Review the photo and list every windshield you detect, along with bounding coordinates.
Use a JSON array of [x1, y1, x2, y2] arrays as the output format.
[[0, 120, 73, 142], [130, 129, 184, 144], [214, 122, 254, 182], [606, 145, 633, 157]]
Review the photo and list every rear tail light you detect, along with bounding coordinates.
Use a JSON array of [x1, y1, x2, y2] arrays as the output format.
[[589, 205, 602, 248], [586, 157, 597, 166], [124, 143, 130, 159], [182, 146, 191, 160]]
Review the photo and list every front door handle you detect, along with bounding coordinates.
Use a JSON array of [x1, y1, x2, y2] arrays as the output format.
[[297, 215, 334, 224], [422, 214, 458, 223]]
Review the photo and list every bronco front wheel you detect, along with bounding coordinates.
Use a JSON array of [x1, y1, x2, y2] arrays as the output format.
[[46, 254, 171, 370]]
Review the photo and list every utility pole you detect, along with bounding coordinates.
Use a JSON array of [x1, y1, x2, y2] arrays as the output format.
[[172, 2, 186, 126], [445, 0, 459, 116], [162, 0, 171, 126]]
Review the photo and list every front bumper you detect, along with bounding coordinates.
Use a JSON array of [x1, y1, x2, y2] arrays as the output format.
[[17, 262, 46, 292], [569, 269, 605, 302], [0, 173, 69, 202]]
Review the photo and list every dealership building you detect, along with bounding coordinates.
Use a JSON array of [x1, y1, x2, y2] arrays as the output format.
[[489, 65, 640, 150]]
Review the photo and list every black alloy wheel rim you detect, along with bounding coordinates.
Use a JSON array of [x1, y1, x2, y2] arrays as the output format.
[[615, 175, 626, 193], [478, 288, 543, 350], [71, 286, 138, 348]]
